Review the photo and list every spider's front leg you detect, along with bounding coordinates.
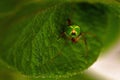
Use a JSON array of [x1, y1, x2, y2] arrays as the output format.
[[67, 18, 72, 26], [75, 33, 82, 42], [57, 18, 71, 41]]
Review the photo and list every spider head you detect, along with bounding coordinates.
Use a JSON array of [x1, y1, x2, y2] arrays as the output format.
[[65, 25, 81, 38]]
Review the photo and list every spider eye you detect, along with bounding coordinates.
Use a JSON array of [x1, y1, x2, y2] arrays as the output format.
[[71, 32, 76, 35], [71, 32, 77, 38]]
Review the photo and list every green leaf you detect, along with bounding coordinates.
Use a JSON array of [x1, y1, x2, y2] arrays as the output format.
[[0, 0, 120, 80]]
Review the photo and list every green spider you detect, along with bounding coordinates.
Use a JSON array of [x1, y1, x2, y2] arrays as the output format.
[[65, 25, 81, 43], [62, 19, 87, 44]]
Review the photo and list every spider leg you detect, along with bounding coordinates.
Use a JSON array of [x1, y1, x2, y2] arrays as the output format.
[[76, 33, 82, 41], [80, 33, 88, 57], [49, 52, 62, 63], [85, 32, 100, 43], [42, 51, 62, 65], [57, 32, 65, 41], [80, 32, 100, 57], [67, 18, 72, 26]]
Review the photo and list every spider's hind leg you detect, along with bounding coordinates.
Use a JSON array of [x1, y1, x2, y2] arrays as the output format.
[[80, 33, 88, 57]]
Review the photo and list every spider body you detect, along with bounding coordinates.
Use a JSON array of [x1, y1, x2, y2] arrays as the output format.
[[57, 19, 89, 58], [64, 25, 81, 43]]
